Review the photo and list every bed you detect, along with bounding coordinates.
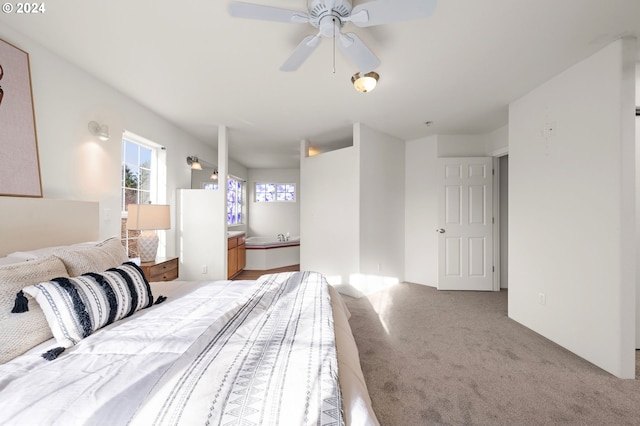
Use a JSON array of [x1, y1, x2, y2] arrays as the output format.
[[0, 198, 378, 426]]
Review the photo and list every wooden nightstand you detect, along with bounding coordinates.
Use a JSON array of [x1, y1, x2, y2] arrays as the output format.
[[139, 257, 179, 282]]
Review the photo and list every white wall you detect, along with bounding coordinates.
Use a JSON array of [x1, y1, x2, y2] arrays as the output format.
[[358, 124, 405, 284], [301, 124, 405, 292], [0, 27, 216, 258], [509, 39, 636, 378], [176, 189, 226, 280], [486, 125, 509, 154], [404, 135, 439, 285], [300, 145, 359, 284], [636, 60, 640, 101], [247, 168, 300, 238], [404, 133, 502, 287], [438, 134, 487, 157]]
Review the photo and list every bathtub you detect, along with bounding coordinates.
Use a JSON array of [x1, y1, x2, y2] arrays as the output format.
[[245, 236, 300, 270]]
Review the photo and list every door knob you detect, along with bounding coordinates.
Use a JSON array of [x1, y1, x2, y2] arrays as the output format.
[[436, 228, 445, 233]]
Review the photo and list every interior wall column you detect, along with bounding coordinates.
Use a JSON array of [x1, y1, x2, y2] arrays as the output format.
[[300, 139, 309, 159], [219, 125, 229, 278]]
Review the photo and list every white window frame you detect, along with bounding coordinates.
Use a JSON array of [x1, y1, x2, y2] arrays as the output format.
[[254, 182, 296, 202], [121, 130, 167, 257], [227, 175, 245, 226]]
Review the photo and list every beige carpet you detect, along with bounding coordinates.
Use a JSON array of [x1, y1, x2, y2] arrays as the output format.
[[342, 282, 640, 426]]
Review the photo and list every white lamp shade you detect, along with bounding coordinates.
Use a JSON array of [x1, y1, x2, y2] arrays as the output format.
[[127, 204, 171, 231]]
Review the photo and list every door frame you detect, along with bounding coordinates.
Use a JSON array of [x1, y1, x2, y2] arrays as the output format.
[[491, 147, 509, 292]]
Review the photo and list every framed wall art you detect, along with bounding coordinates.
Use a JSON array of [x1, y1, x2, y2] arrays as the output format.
[[0, 38, 42, 197]]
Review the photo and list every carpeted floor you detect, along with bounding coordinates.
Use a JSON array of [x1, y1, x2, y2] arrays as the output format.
[[341, 282, 640, 426]]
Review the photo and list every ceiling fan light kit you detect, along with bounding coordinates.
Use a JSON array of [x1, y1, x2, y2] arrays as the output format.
[[352, 71, 379, 93], [228, 0, 437, 82]]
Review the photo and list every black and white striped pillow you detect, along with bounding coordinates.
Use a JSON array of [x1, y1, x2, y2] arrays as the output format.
[[23, 262, 154, 348]]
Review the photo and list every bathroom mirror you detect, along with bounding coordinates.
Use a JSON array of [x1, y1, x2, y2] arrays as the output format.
[[306, 126, 353, 156], [191, 166, 219, 190]]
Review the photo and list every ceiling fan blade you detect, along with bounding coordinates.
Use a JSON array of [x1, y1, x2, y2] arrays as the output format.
[[338, 32, 380, 73], [350, 0, 437, 27], [228, 1, 309, 24], [280, 35, 322, 72]]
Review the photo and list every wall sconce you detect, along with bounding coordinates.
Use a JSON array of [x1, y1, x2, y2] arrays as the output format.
[[186, 155, 202, 170], [88, 121, 110, 141], [351, 71, 379, 93], [210, 170, 219, 180]]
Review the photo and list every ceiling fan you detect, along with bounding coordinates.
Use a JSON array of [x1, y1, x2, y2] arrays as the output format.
[[228, 0, 437, 72]]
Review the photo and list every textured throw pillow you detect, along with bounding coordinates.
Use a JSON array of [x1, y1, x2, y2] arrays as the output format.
[[54, 237, 129, 277], [23, 262, 153, 348], [0, 257, 24, 266], [95, 237, 129, 264], [0, 256, 69, 364], [7, 241, 97, 261]]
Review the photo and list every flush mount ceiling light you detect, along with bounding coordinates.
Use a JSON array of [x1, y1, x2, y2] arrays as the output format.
[[351, 71, 379, 93], [88, 121, 110, 141], [186, 155, 202, 170]]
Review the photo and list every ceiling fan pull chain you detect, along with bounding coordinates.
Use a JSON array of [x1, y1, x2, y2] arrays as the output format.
[[332, 17, 336, 74]]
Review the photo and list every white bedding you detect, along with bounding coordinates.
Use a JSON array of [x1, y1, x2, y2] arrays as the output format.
[[0, 274, 378, 425]]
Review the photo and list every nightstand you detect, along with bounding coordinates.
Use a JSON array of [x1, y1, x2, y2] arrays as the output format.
[[139, 257, 179, 282]]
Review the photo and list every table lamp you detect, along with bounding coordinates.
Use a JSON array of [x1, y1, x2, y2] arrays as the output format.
[[126, 204, 171, 262]]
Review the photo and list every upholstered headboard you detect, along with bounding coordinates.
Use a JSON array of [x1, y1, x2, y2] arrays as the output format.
[[0, 197, 99, 256]]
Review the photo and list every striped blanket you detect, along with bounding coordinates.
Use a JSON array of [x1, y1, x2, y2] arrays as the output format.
[[132, 271, 344, 426]]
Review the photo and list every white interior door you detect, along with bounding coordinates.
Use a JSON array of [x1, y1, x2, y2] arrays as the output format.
[[438, 157, 494, 291]]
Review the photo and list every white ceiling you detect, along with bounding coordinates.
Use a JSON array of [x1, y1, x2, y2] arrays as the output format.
[[1, 0, 639, 168]]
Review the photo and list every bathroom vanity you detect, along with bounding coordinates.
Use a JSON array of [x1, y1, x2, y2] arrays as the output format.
[[227, 232, 246, 278]]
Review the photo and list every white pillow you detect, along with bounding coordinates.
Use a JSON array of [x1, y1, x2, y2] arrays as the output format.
[[23, 262, 153, 348], [7, 241, 98, 261], [95, 237, 130, 264], [0, 257, 25, 267], [54, 237, 129, 277], [0, 256, 69, 364]]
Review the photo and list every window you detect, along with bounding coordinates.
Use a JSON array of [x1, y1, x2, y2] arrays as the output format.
[[227, 177, 243, 225], [255, 183, 296, 202], [202, 182, 218, 190], [121, 131, 166, 257], [122, 140, 152, 208]]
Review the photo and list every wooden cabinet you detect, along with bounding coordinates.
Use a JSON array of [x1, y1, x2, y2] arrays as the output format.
[[238, 238, 246, 273], [140, 257, 179, 282], [227, 234, 246, 279], [227, 242, 238, 277]]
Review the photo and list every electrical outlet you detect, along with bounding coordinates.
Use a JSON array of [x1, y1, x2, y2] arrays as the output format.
[[202, 265, 208, 274], [538, 293, 546, 306]]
